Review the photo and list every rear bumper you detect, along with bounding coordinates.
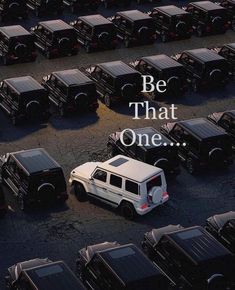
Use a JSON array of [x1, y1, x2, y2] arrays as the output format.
[[136, 194, 169, 216]]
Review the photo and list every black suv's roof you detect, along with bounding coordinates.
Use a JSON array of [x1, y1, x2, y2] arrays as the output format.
[[12, 148, 61, 175], [190, 1, 225, 11], [25, 261, 85, 290], [225, 43, 235, 51], [53, 69, 93, 87], [39, 20, 72, 32], [117, 10, 152, 21], [0, 25, 31, 38], [97, 244, 163, 285], [154, 5, 189, 16], [79, 14, 112, 26], [166, 226, 232, 264], [178, 118, 227, 140], [142, 54, 183, 70], [98, 60, 139, 77], [129, 127, 174, 148], [5, 76, 45, 93], [185, 48, 225, 63]]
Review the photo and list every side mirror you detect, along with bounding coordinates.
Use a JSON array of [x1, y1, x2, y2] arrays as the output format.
[[89, 177, 94, 181]]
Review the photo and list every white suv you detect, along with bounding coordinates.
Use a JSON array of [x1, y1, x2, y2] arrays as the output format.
[[69, 155, 169, 219]]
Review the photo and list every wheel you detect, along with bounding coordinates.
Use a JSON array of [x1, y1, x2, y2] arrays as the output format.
[[186, 158, 197, 175], [107, 144, 116, 158], [74, 182, 87, 201], [104, 94, 112, 108], [120, 201, 136, 220]]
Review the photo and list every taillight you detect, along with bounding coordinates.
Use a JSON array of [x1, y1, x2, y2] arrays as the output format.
[[162, 192, 169, 198], [140, 203, 148, 209]]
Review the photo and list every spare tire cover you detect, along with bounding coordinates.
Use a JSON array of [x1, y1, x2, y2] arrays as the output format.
[[209, 147, 224, 164], [58, 37, 72, 52], [176, 21, 187, 35], [207, 274, 226, 290], [212, 16, 223, 31], [98, 32, 111, 46], [74, 92, 88, 109], [167, 76, 180, 91], [209, 69, 223, 83], [15, 43, 27, 58], [138, 26, 150, 41], [26, 101, 41, 118], [149, 187, 162, 204], [38, 183, 55, 202], [121, 83, 135, 99], [154, 158, 169, 171]]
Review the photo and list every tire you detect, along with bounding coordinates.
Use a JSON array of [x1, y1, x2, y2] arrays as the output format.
[[120, 201, 136, 220], [104, 94, 112, 108], [74, 182, 87, 201], [186, 158, 197, 175]]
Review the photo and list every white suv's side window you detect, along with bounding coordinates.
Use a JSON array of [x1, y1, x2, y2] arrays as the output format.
[[125, 180, 139, 195], [93, 169, 107, 183], [110, 174, 122, 188]]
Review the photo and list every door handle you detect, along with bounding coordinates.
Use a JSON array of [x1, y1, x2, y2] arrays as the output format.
[[102, 188, 107, 191]]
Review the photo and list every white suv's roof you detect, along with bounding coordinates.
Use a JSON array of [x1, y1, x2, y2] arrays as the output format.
[[99, 155, 162, 183]]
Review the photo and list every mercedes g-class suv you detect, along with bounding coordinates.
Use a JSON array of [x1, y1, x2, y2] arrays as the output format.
[[109, 10, 156, 47], [70, 14, 118, 53], [0, 76, 50, 125], [76, 242, 170, 290], [83, 60, 142, 108], [0, 148, 68, 210], [5, 258, 86, 290], [142, 225, 235, 290], [30, 20, 79, 59], [107, 127, 180, 175], [0, 0, 28, 21], [219, 0, 235, 30], [26, 0, 64, 16], [149, 5, 192, 42], [185, 1, 229, 36], [42, 69, 99, 116], [63, 0, 100, 13], [69, 155, 169, 219], [205, 211, 235, 253], [173, 48, 229, 92], [0, 184, 7, 217], [0, 25, 37, 65], [213, 43, 235, 76], [160, 118, 233, 174], [130, 54, 188, 98]]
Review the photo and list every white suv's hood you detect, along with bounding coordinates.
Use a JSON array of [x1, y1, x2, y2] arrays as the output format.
[[71, 162, 101, 179]]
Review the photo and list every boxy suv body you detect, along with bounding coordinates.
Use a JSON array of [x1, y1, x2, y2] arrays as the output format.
[[161, 118, 233, 174], [142, 225, 235, 290], [83, 60, 142, 108], [130, 54, 188, 98], [207, 110, 235, 146], [149, 5, 192, 42], [26, 0, 64, 16], [205, 211, 235, 253], [110, 10, 156, 47], [173, 48, 229, 92], [76, 242, 170, 290], [5, 258, 86, 290], [214, 43, 235, 77], [219, 0, 235, 30], [0, 76, 49, 125], [107, 127, 180, 175], [31, 20, 79, 59], [0, 148, 68, 210], [42, 69, 99, 116], [63, 0, 100, 13], [0, 25, 37, 65], [70, 14, 118, 53], [0, 0, 28, 21], [185, 1, 229, 36], [69, 155, 169, 219]]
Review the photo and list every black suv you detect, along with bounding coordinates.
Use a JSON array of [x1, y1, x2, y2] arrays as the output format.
[[205, 211, 235, 253], [142, 225, 235, 290], [130, 54, 188, 98], [109, 10, 156, 47], [0, 0, 28, 21], [31, 20, 79, 59], [185, 1, 229, 36], [173, 48, 229, 92], [26, 0, 64, 16], [0, 76, 49, 125], [63, 0, 100, 13], [102, 0, 131, 9], [42, 69, 99, 116], [219, 0, 235, 30], [214, 43, 235, 77], [0, 148, 68, 210], [5, 258, 86, 290], [107, 127, 180, 175], [70, 14, 118, 53], [84, 60, 142, 108], [207, 110, 235, 146], [0, 25, 37, 65], [149, 5, 192, 42], [160, 118, 233, 174], [76, 241, 170, 290], [0, 184, 7, 217]]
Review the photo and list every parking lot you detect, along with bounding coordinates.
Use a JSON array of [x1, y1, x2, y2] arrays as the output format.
[[0, 0, 235, 287]]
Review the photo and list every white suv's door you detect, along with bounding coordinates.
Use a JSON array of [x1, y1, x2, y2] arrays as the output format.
[[105, 173, 124, 206], [90, 169, 110, 201]]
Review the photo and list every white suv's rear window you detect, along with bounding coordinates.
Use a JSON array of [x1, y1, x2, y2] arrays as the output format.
[[147, 176, 162, 193]]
